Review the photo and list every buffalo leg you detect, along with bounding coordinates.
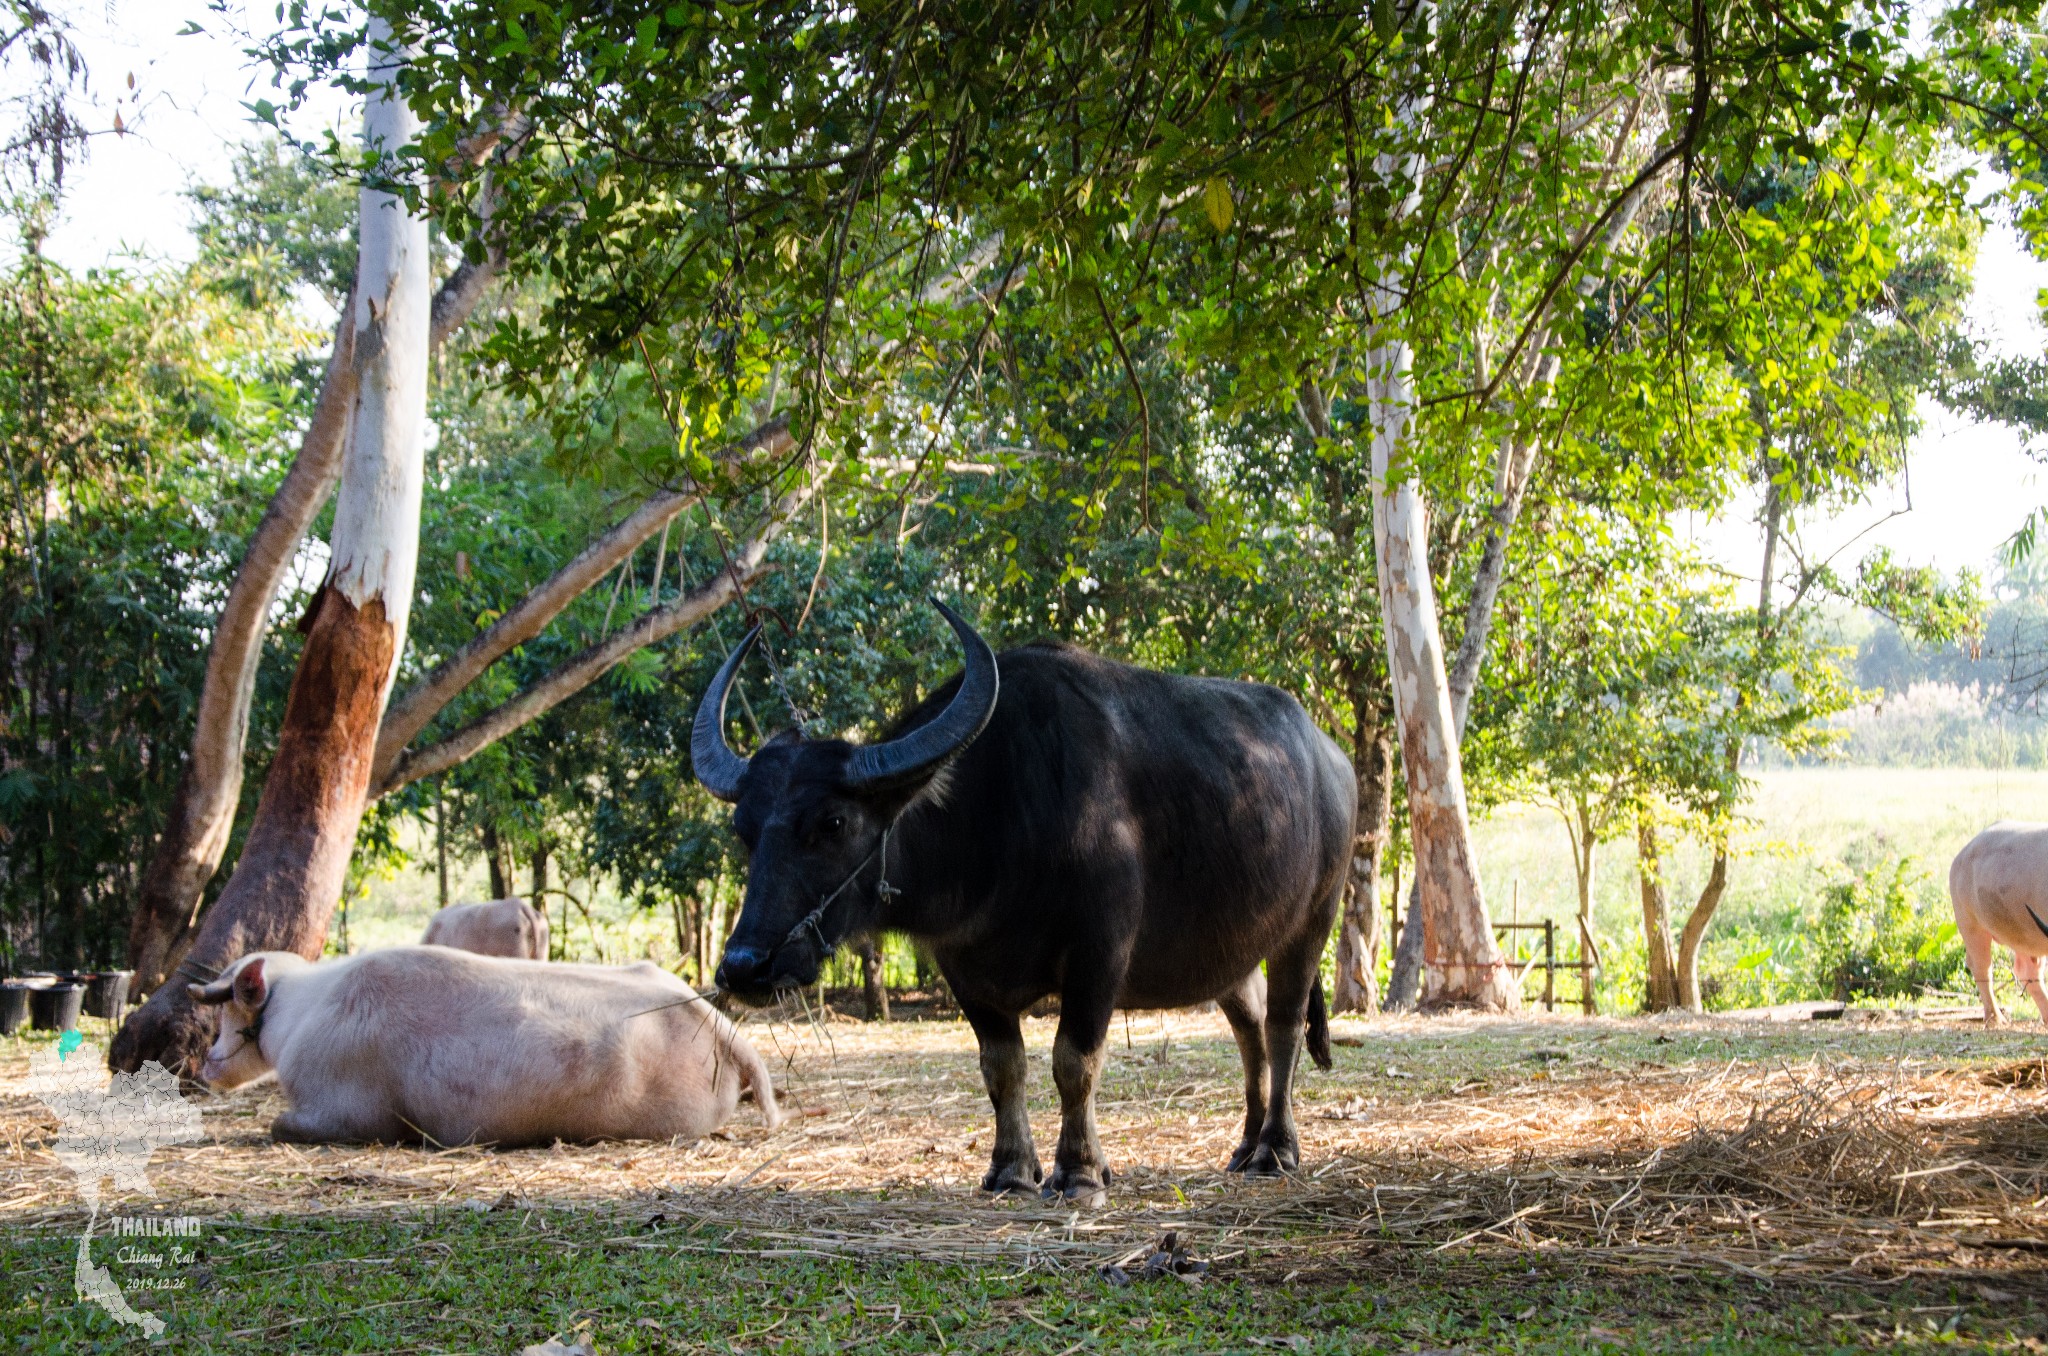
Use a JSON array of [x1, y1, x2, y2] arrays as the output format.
[[962, 1000, 1041, 1193], [270, 1104, 403, 1145], [2016, 952, 2048, 1025], [1964, 925, 2004, 1026], [1044, 983, 1117, 1206], [1244, 937, 1319, 1176], [1218, 969, 1269, 1172]]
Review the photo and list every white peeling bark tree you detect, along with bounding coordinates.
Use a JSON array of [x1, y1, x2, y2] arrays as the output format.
[[1369, 347, 1516, 1010], [124, 135, 516, 1001], [1364, 0, 1514, 1011], [114, 19, 432, 1073], [1380, 83, 1681, 1011]]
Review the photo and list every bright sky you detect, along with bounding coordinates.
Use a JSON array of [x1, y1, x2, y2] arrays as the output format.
[[15, 3, 354, 269], [1682, 219, 2048, 586], [13, 2, 2048, 587]]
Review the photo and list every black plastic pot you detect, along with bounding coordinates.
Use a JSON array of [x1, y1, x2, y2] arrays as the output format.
[[29, 982, 83, 1033], [83, 971, 132, 1022], [0, 983, 29, 1036]]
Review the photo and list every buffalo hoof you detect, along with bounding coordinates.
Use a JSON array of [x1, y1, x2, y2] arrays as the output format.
[[1041, 1164, 1111, 1208], [1224, 1138, 1260, 1173], [981, 1160, 1043, 1195], [1239, 1140, 1299, 1178]]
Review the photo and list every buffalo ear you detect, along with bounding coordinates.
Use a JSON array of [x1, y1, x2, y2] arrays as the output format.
[[232, 958, 268, 1009], [188, 977, 234, 1005]]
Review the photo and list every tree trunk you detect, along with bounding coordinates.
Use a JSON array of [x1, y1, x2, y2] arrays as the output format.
[[1352, 1, 1509, 1012], [122, 307, 356, 1000], [530, 843, 549, 904], [1385, 881, 1425, 1012], [1369, 342, 1514, 1010], [1675, 847, 1727, 1012], [1377, 109, 1673, 1012], [860, 937, 890, 1021], [435, 784, 449, 909], [112, 23, 431, 1074], [1568, 801, 1602, 1014], [483, 822, 511, 900], [1636, 816, 1682, 1013], [1332, 711, 1393, 1015], [124, 153, 512, 1003]]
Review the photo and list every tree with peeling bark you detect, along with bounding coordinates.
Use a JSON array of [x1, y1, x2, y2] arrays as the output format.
[[123, 128, 518, 999], [114, 18, 435, 1072]]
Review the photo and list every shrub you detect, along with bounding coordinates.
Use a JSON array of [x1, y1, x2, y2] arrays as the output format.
[[1811, 857, 1965, 1002]]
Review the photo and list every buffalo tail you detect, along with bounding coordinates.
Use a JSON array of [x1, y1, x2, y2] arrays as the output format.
[[2030, 903, 2048, 941], [1306, 978, 1332, 1070]]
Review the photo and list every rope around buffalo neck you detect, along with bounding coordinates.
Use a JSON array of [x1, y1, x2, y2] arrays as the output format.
[[783, 825, 899, 954]]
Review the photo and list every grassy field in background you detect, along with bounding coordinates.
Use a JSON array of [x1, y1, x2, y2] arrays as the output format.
[[1474, 767, 2048, 1012]]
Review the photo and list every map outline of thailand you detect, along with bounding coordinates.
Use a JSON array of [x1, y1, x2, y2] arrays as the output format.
[[27, 1037, 205, 1340]]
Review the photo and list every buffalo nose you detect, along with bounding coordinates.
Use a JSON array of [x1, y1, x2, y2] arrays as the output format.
[[717, 944, 770, 991]]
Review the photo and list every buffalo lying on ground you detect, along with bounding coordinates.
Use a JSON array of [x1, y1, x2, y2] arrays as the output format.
[[188, 948, 777, 1145], [694, 600, 1354, 1203]]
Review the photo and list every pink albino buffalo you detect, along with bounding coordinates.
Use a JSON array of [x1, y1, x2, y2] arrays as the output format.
[[421, 897, 549, 959], [188, 946, 778, 1145], [1949, 821, 2048, 1026]]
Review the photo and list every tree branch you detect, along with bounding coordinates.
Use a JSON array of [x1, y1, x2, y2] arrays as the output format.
[[371, 473, 818, 798], [371, 416, 795, 786]]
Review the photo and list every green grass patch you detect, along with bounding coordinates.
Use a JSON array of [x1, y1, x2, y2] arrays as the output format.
[[5, 1205, 2044, 1353]]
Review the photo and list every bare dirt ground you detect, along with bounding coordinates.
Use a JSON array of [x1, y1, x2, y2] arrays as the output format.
[[4, 1007, 2047, 1290]]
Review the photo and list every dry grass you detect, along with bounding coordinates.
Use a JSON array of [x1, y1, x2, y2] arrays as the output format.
[[4, 1008, 2046, 1290]]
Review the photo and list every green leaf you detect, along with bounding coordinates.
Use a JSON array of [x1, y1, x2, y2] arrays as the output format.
[[1203, 177, 1233, 232]]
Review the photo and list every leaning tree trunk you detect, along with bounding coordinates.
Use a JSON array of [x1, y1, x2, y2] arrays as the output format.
[[1362, 0, 1510, 1011], [122, 308, 356, 1001], [1380, 101, 1672, 1012], [1675, 847, 1728, 1012], [1369, 341, 1514, 1010], [1332, 707, 1394, 1015], [112, 23, 431, 1074], [1635, 816, 1682, 1013]]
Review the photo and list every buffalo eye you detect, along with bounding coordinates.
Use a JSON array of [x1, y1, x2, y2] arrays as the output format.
[[823, 813, 847, 836]]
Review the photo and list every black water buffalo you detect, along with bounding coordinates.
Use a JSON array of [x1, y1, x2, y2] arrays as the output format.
[[695, 601, 1355, 1202]]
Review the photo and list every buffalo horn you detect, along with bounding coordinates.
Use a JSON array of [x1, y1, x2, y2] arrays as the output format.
[[844, 599, 999, 790], [691, 623, 762, 802]]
